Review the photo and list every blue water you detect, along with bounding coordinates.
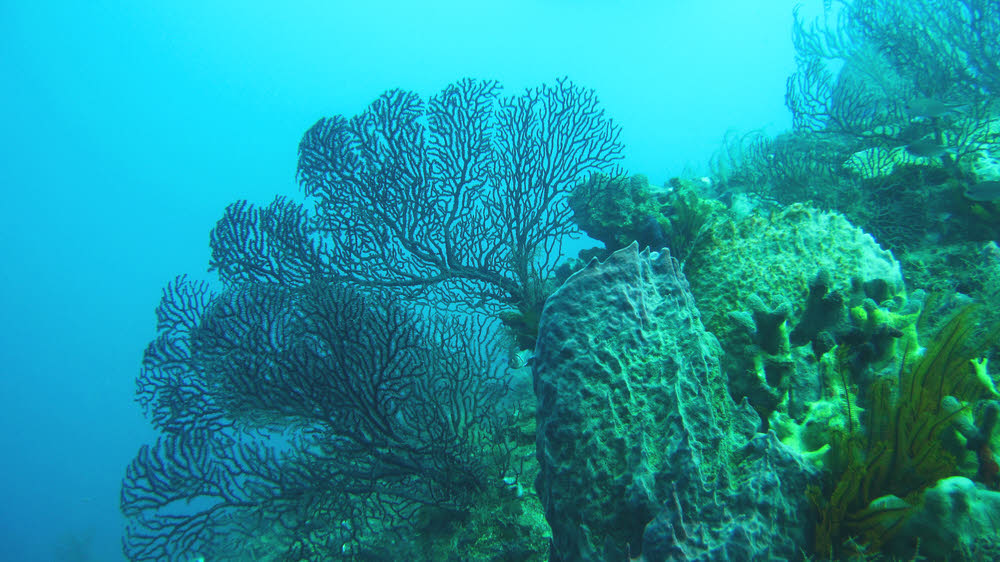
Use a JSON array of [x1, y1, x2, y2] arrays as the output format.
[[0, 1, 798, 559]]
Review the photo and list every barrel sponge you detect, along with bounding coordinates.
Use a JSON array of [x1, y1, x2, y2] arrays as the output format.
[[685, 203, 903, 337]]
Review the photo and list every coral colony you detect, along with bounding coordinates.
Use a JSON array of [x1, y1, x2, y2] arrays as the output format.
[[123, 1, 1000, 560]]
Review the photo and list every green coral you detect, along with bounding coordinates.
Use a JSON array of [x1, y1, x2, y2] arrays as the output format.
[[811, 305, 998, 558], [721, 265, 913, 429], [567, 173, 723, 262], [727, 294, 796, 420], [771, 397, 842, 468], [568, 173, 665, 250], [686, 203, 903, 336]]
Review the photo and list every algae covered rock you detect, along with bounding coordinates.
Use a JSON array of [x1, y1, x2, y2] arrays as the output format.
[[533, 242, 818, 561], [887, 477, 1000, 560]]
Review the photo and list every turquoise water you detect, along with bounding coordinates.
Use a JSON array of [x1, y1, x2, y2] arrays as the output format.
[[0, 2, 798, 560]]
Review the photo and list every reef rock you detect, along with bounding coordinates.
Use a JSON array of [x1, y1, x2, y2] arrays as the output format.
[[533, 242, 818, 561], [887, 477, 1000, 560]]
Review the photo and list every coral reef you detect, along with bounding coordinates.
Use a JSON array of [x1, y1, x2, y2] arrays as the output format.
[[681, 204, 906, 422], [810, 306, 1000, 558], [122, 277, 530, 560], [686, 203, 903, 334], [888, 477, 1000, 560], [568, 173, 724, 263], [121, 3, 1000, 560], [533, 243, 818, 561], [122, 77, 626, 561]]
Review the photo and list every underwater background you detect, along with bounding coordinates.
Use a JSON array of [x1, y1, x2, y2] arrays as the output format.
[[11, 1, 999, 561]]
